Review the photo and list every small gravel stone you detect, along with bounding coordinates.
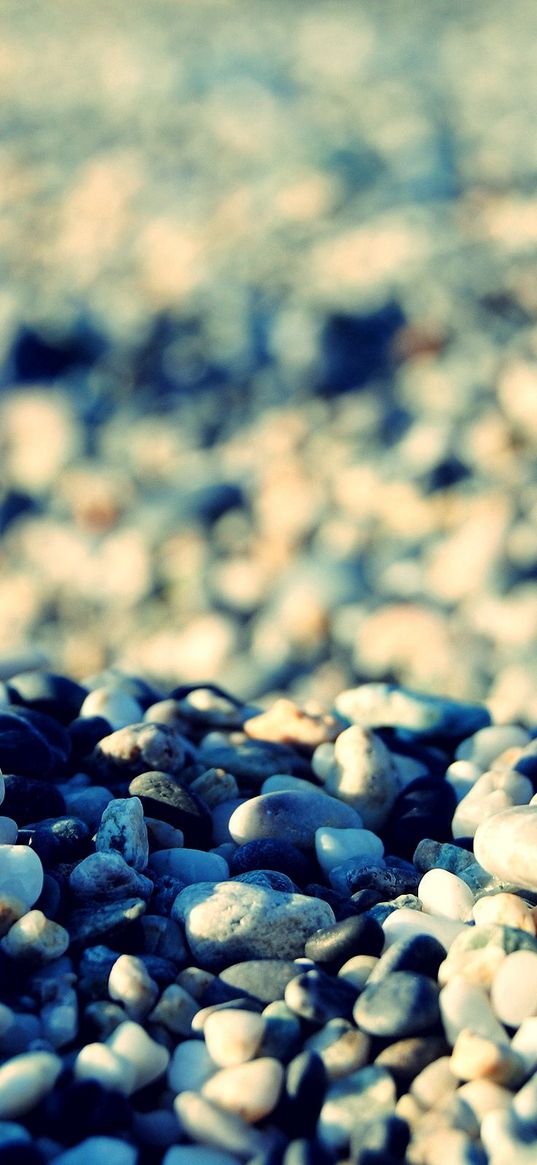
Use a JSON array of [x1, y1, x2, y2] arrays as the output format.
[[490, 949, 537, 1027], [95, 796, 149, 871], [0, 1051, 62, 1118], [107, 953, 159, 1020], [79, 687, 143, 730], [129, 771, 212, 846], [474, 806, 537, 891], [313, 725, 401, 829], [0, 845, 44, 910], [1, 910, 69, 964], [106, 1019, 169, 1092], [202, 1057, 284, 1122], [173, 880, 335, 970], [228, 789, 362, 849], [203, 1008, 266, 1066]]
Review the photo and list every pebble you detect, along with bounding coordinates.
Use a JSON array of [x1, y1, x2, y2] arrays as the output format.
[[174, 1090, 267, 1158], [107, 954, 159, 1020], [455, 725, 530, 768], [7, 671, 86, 724], [304, 1018, 370, 1080], [438, 922, 537, 988], [95, 796, 149, 871], [278, 1050, 326, 1138], [0, 845, 44, 910], [62, 787, 113, 832], [260, 1001, 301, 1061], [317, 1064, 396, 1154], [244, 698, 343, 750], [138, 913, 188, 962], [198, 739, 311, 785], [68, 851, 152, 901], [368, 934, 446, 986], [1, 909, 69, 964], [149, 848, 229, 884], [67, 897, 146, 948], [128, 771, 212, 846], [353, 972, 441, 1038], [2, 775, 65, 826], [439, 976, 508, 1044], [337, 953, 378, 991], [229, 839, 313, 885], [329, 857, 420, 897], [173, 881, 335, 969], [410, 1055, 458, 1108], [284, 969, 358, 1024], [163, 1150, 242, 1165], [91, 722, 188, 782], [382, 906, 465, 952], [474, 805, 537, 891], [304, 913, 384, 968], [79, 687, 143, 730], [374, 1036, 451, 1090], [334, 683, 490, 739], [73, 1042, 137, 1095], [0, 821, 17, 847], [168, 1039, 217, 1093], [51, 1137, 137, 1165], [190, 768, 239, 809], [203, 1008, 266, 1066], [202, 1057, 284, 1122], [106, 1019, 169, 1092], [490, 949, 537, 1027], [452, 770, 534, 839], [147, 983, 199, 1035], [449, 1028, 525, 1087], [418, 868, 475, 921], [314, 826, 383, 876], [472, 891, 536, 934], [0, 713, 56, 780], [0, 1051, 62, 1118], [228, 789, 362, 849], [313, 725, 401, 829]]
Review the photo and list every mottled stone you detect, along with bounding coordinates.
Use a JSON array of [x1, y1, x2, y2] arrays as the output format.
[[91, 722, 188, 782], [95, 797, 148, 871], [69, 852, 152, 902], [244, 698, 343, 750]]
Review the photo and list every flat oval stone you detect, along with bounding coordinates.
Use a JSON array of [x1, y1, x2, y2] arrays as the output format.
[[0, 1051, 62, 1118], [129, 772, 212, 847], [335, 683, 490, 739], [285, 970, 358, 1024], [215, 961, 304, 1006], [173, 881, 335, 970], [474, 806, 537, 892], [304, 914, 384, 969], [368, 934, 446, 986], [202, 1058, 284, 1123], [228, 790, 362, 850], [354, 971, 441, 1038]]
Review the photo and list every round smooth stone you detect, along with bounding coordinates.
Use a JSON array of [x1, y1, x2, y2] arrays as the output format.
[[202, 1058, 284, 1123], [7, 672, 86, 725], [354, 972, 440, 1038], [95, 797, 148, 871], [0, 712, 56, 782], [314, 827, 383, 876], [1, 910, 69, 964], [229, 840, 313, 886], [304, 914, 384, 969], [203, 1009, 265, 1067], [172, 881, 335, 970], [317, 727, 401, 831], [2, 776, 65, 826], [474, 806, 537, 892], [304, 1019, 370, 1080], [334, 683, 490, 739], [418, 869, 475, 922], [74, 1043, 137, 1095], [167, 1039, 217, 1094], [0, 821, 17, 846], [383, 776, 457, 860], [490, 950, 537, 1028], [368, 934, 446, 986], [439, 978, 507, 1045], [284, 969, 358, 1024], [317, 1064, 396, 1155], [79, 688, 142, 731], [0, 1052, 62, 1118], [456, 725, 530, 768], [174, 1091, 266, 1158], [228, 790, 363, 850], [374, 1036, 450, 1090], [0, 846, 43, 910], [472, 893, 536, 934], [50, 1137, 137, 1165], [438, 923, 537, 988], [149, 849, 228, 884], [92, 723, 189, 783], [106, 1021, 169, 1092], [147, 984, 201, 1036], [129, 772, 212, 847], [278, 1050, 326, 1137], [108, 954, 159, 1021], [382, 907, 465, 952]]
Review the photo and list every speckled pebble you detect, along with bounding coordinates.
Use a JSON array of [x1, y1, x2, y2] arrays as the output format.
[[95, 796, 149, 871]]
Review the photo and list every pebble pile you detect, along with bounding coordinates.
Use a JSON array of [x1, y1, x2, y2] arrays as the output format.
[[0, 666, 535, 1164]]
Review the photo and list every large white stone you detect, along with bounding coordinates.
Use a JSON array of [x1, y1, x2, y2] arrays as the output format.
[[0, 845, 43, 910], [474, 806, 537, 891], [0, 1052, 62, 1118]]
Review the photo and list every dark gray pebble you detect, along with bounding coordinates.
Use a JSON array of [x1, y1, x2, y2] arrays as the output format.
[[304, 914, 384, 969], [350, 1113, 409, 1165], [339, 862, 420, 898], [149, 874, 187, 915], [278, 1051, 327, 1139], [230, 839, 314, 885], [129, 770, 212, 846], [367, 933, 446, 986], [209, 960, 304, 1005], [5, 774, 65, 825], [304, 884, 365, 922], [285, 969, 358, 1024], [68, 715, 112, 764], [0, 713, 55, 780], [6, 706, 71, 769], [197, 739, 312, 784], [7, 671, 87, 724], [232, 870, 298, 893], [68, 896, 146, 949], [374, 1035, 451, 1088], [22, 816, 90, 866], [354, 971, 441, 1038]]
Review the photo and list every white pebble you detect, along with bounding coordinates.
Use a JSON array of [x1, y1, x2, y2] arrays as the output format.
[[456, 725, 530, 768], [79, 687, 143, 730], [418, 869, 474, 922], [74, 1043, 137, 1095], [315, 827, 383, 876], [0, 1051, 62, 1117], [0, 846, 43, 910], [108, 955, 159, 1021], [490, 950, 537, 1028], [382, 907, 465, 952], [168, 1039, 217, 1094], [96, 797, 149, 871], [512, 1016, 537, 1075], [439, 975, 508, 1045], [1, 910, 69, 964], [0, 820, 17, 845], [52, 1136, 138, 1165], [202, 1058, 284, 1123], [445, 760, 483, 803], [203, 1009, 266, 1067], [107, 1021, 169, 1092], [261, 774, 333, 796], [452, 770, 534, 839], [147, 984, 199, 1036]]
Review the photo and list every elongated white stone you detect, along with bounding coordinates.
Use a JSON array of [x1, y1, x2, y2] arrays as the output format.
[[0, 846, 43, 910], [315, 826, 383, 875], [0, 1052, 62, 1118], [490, 950, 537, 1028], [418, 869, 474, 922], [474, 806, 537, 892]]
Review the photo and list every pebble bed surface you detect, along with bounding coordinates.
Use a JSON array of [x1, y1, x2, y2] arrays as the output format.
[[0, 669, 535, 1163]]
